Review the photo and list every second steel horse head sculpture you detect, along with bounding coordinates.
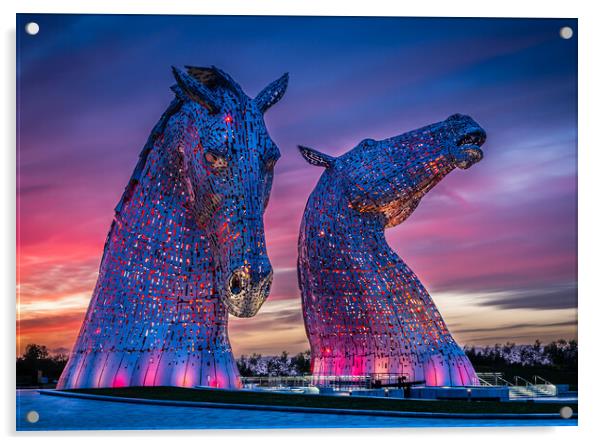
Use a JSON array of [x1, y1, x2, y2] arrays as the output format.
[[58, 66, 288, 389], [298, 114, 486, 386]]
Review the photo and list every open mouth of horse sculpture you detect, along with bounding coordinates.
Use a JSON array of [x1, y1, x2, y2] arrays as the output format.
[[452, 129, 486, 169]]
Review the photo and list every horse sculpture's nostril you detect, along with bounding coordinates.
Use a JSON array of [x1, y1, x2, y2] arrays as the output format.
[[228, 271, 244, 295], [227, 267, 272, 297]]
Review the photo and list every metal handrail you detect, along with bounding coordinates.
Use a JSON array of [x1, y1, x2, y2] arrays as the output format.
[[241, 373, 414, 390], [533, 375, 553, 386], [476, 376, 493, 386], [241, 375, 313, 387], [514, 375, 533, 387], [476, 372, 514, 386], [495, 375, 515, 386]]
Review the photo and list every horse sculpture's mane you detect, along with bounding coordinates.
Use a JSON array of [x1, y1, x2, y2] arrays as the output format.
[[115, 66, 240, 217]]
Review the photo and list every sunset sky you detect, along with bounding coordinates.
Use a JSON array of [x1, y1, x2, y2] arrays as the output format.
[[17, 15, 577, 357]]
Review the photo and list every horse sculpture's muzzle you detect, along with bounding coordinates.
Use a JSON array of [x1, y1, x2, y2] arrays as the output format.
[[451, 130, 486, 170], [222, 268, 273, 317]]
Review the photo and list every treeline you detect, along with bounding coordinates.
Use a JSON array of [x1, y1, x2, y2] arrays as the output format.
[[464, 339, 577, 388], [16, 344, 68, 387], [236, 351, 311, 377]]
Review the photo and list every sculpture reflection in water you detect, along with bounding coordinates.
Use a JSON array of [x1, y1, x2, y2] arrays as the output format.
[[58, 66, 288, 389], [298, 114, 486, 386]]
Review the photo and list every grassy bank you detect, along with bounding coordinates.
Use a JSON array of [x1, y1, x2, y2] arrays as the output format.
[[66, 386, 577, 415]]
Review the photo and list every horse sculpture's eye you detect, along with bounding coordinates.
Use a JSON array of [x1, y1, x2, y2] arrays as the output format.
[[204, 151, 228, 169]]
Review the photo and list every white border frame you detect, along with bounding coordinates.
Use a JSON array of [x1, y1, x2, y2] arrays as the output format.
[[3, 0, 600, 442]]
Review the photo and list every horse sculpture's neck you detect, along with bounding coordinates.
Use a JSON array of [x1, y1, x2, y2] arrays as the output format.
[[300, 171, 388, 272], [57, 103, 239, 390], [110, 103, 210, 277], [299, 169, 478, 386]]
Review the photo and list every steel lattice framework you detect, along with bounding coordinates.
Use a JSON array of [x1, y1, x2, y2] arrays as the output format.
[[298, 114, 486, 386], [58, 66, 288, 389]]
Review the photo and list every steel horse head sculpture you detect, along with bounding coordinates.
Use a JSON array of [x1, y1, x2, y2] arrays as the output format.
[[298, 114, 486, 386], [58, 66, 288, 389]]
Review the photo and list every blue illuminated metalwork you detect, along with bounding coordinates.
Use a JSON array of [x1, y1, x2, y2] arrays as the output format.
[[298, 114, 486, 386], [57, 66, 288, 389]]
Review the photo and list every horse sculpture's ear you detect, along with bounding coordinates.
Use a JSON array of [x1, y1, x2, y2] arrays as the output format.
[[298, 145, 335, 169], [171, 66, 221, 114], [254, 73, 289, 113]]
